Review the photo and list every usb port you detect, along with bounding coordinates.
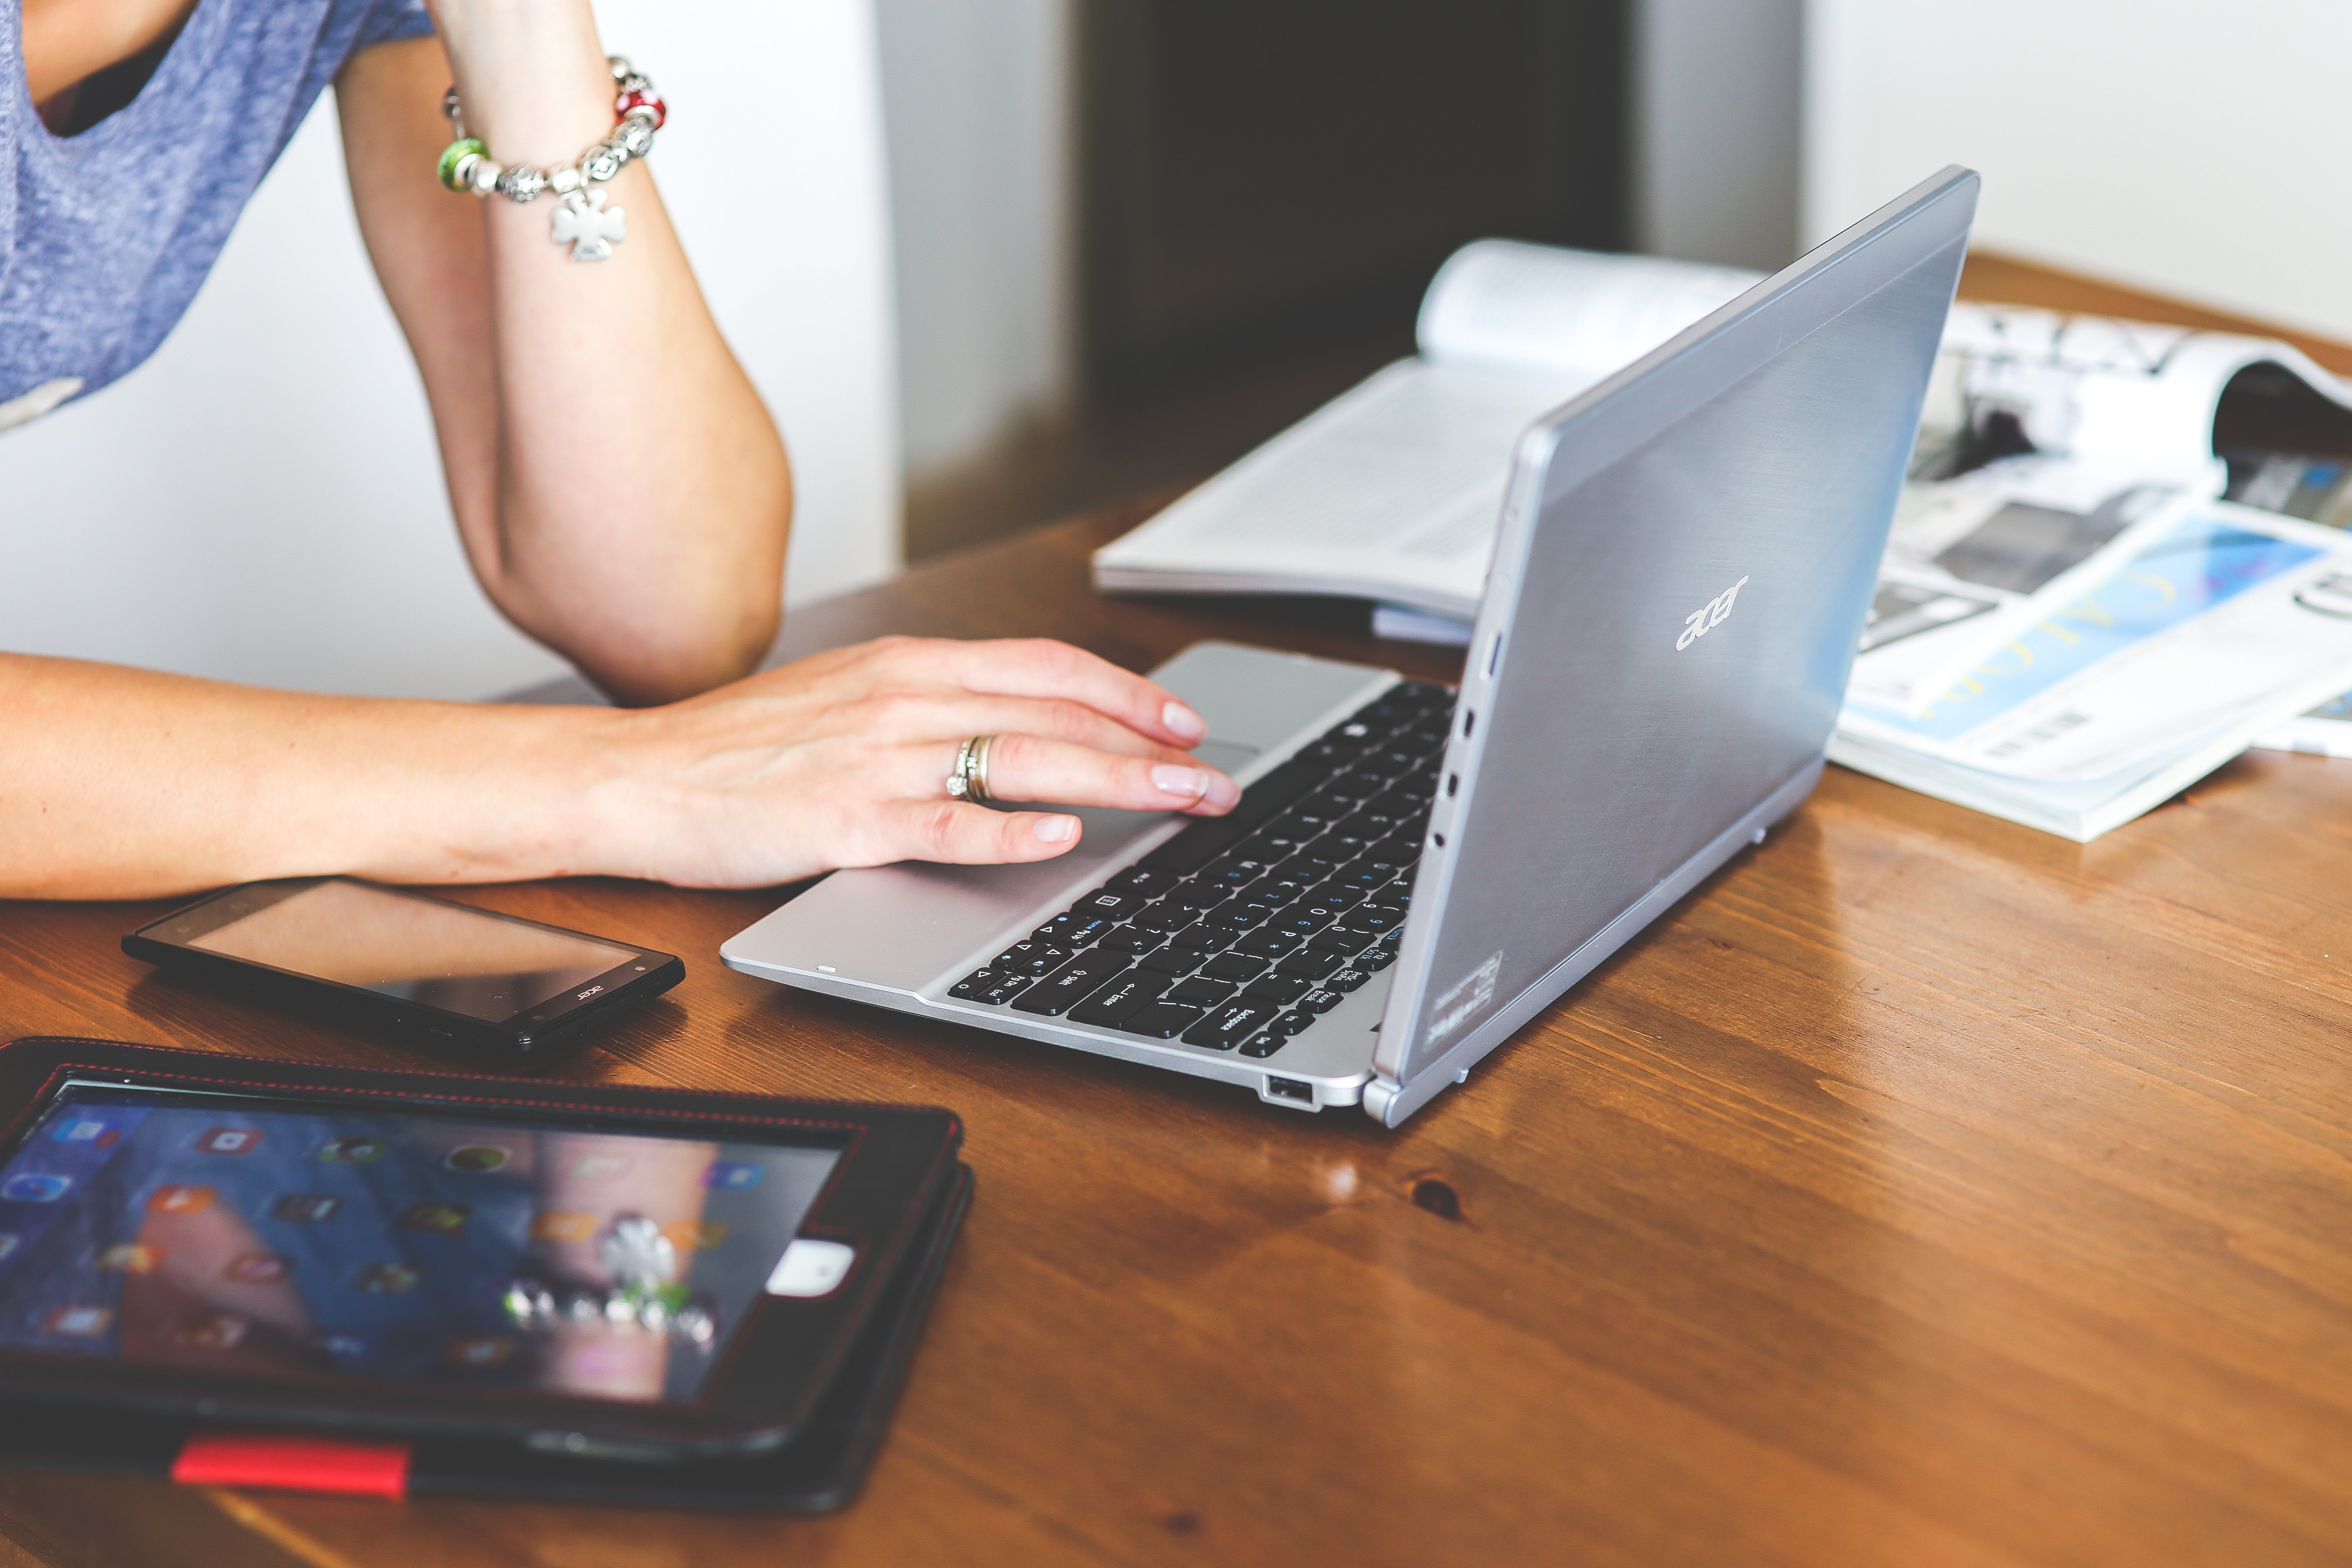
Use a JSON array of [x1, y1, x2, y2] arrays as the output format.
[[1265, 1076, 1314, 1106]]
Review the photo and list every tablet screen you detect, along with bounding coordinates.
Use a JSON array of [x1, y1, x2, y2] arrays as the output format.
[[0, 1084, 841, 1404]]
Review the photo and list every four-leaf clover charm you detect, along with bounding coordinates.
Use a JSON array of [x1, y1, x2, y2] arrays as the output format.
[[551, 189, 628, 262]]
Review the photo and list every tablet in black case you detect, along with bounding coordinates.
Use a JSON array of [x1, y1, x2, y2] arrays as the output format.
[[0, 1039, 971, 1512]]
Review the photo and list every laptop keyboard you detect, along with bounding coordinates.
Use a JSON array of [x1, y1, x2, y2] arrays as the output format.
[[949, 679, 1456, 1061]]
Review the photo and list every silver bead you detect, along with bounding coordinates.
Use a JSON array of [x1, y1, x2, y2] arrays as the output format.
[[470, 158, 503, 197], [606, 54, 632, 81], [448, 151, 481, 190], [441, 86, 459, 121], [582, 146, 624, 184], [548, 163, 582, 195], [617, 118, 655, 158], [498, 164, 548, 203]]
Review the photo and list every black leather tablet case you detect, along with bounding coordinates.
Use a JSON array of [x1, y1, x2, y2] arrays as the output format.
[[0, 1163, 972, 1514]]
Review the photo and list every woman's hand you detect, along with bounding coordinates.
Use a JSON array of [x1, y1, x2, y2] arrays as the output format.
[[581, 637, 1239, 887]]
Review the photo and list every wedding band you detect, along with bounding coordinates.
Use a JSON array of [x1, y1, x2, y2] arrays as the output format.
[[945, 735, 996, 803]]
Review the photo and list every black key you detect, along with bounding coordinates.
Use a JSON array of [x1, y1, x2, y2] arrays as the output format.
[[1396, 679, 1454, 706], [1324, 967, 1373, 993], [1135, 903, 1198, 935], [1241, 974, 1311, 1007], [1092, 928, 1162, 959], [1033, 913, 1115, 948], [1169, 881, 1229, 911], [1310, 776, 1380, 808], [1348, 809, 1403, 840], [1335, 902, 1406, 937], [1068, 972, 1170, 1028], [1304, 936, 1360, 967], [1302, 881, 1366, 909], [1293, 739, 1367, 771], [1274, 854, 1338, 883], [949, 969, 1006, 1000], [1182, 999, 1282, 1049], [1269, 1009, 1316, 1036], [994, 940, 1070, 976], [1010, 954, 1131, 1016], [1201, 853, 1279, 889], [1166, 976, 1237, 1008], [1107, 866, 1182, 896], [1357, 945, 1398, 972], [1165, 925, 1230, 957], [1345, 698, 1417, 732], [1138, 945, 1201, 975], [1281, 808, 1346, 839], [1229, 930, 1299, 961], [1332, 860, 1394, 892], [1237, 1031, 1284, 1058], [1199, 952, 1269, 983], [1275, 950, 1339, 980], [1205, 900, 1275, 931], [1118, 1002, 1205, 1039], [1321, 833, 1377, 863], [1069, 890, 1144, 921], [1296, 987, 1345, 1015], [1139, 761, 1320, 873], [1264, 904, 1335, 939], [956, 972, 1032, 1006], [1251, 828, 1323, 860]]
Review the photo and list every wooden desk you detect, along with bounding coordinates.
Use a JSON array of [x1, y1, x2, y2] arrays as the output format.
[[6, 258, 2352, 1568]]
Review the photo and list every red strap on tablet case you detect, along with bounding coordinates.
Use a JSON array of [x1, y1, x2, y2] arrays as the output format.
[[172, 1431, 412, 1499]]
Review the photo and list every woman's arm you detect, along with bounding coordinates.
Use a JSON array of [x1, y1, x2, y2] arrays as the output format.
[[337, 22, 793, 707], [0, 638, 1235, 900]]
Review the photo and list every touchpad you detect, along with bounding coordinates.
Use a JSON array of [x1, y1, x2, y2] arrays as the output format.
[[1190, 739, 1259, 778]]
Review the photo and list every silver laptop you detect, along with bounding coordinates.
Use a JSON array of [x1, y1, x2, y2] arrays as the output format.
[[724, 168, 1977, 1125]]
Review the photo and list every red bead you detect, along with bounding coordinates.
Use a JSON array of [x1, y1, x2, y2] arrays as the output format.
[[616, 89, 665, 130]]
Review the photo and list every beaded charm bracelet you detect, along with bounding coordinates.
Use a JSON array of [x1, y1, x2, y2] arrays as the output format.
[[436, 56, 667, 262]]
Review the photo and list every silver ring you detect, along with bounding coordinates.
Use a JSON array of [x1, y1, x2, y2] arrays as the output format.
[[945, 735, 996, 803]]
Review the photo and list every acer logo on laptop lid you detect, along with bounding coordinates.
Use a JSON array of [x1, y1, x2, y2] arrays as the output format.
[[1676, 576, 1750, 651]]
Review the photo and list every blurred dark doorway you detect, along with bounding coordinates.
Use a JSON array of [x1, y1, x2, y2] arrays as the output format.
[[1079, 0, 1629, 407]]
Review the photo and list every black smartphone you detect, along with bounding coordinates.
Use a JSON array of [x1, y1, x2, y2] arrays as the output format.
[[123, 878, 684, 1062], [0, 1039, 965, 1460]]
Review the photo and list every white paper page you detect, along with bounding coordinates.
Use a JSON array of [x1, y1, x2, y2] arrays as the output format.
[[1094, 360, 1586, 616], [1415, 240, 1761, 378]]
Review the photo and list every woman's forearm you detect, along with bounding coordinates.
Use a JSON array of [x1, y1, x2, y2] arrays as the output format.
[[339, 28, 793, 709], [0, 654, 613, 900]]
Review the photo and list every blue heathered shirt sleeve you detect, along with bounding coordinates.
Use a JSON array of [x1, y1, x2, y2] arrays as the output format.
[[354, 0, 436, 53]]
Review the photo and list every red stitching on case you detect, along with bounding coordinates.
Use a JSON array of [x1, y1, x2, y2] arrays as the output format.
[[172, 1431, 412, 1498]]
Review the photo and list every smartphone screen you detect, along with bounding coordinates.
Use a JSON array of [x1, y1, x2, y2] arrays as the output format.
[[185, 880, 641, 1024], [0, 1084, 842, 1404]]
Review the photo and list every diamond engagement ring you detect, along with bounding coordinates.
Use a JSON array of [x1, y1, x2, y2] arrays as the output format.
[[945, 735, 996, 802]]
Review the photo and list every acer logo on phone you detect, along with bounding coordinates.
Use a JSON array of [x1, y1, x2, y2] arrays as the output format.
[[576, 984, 606, 1000], [1676, 576, 1750, 651]]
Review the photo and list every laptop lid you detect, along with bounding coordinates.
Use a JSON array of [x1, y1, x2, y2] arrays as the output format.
[[1367, 167, 1979, 1125]]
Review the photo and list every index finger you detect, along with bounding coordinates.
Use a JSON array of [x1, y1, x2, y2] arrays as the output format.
[[931, 639, 1209, 751]]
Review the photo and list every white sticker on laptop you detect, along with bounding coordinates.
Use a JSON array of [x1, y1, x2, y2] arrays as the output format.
[[1425, 953, 1501, 1047]]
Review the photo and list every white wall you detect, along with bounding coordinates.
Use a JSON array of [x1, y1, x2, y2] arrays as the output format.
[[873, 0, 1071, 477], [0, 0, 901, 701], [1806, 0, 2352, 339], [1634, 0, 1804, 271]]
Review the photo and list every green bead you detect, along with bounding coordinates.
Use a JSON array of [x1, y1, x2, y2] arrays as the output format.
[[437, 137, 487, 192]]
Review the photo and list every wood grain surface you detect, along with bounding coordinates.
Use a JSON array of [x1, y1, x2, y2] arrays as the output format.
[[4, 258, 2351, 1567]]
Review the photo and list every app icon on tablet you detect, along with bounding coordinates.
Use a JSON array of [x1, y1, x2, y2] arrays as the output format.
[[225, 1252, 290, 1284], [0, 1235, 18, 1263], [702, 1161, 764, 1191], [444, 1145, 510, 1175], [147, 1184, 214, 1215], [97, 1244, 163, 1275], [443, 1336, 515, 1368], [353, 1263, 422, 1294], [198, 1128, 262, 1155], [44, 1305, 113, 1338], [317, 1135, 387, 1165], [398, 1202, 469, 1235], [180, 1314, 249, 1350], [272, 1193, 342, 1223], [569, 1154, 630, 1181], [530, 1211, 598, 1243], [49, 1118, 119, 1148], [1, 1174, 71, 1204], [663, 1220, 729, 1253]]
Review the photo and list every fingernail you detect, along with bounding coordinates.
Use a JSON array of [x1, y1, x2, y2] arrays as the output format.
[[1200, 771, 1241, 811], [1033, 815, 1076, 843], [1162, 701, 1208, 742], [1151, 764, 1210, 798]]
